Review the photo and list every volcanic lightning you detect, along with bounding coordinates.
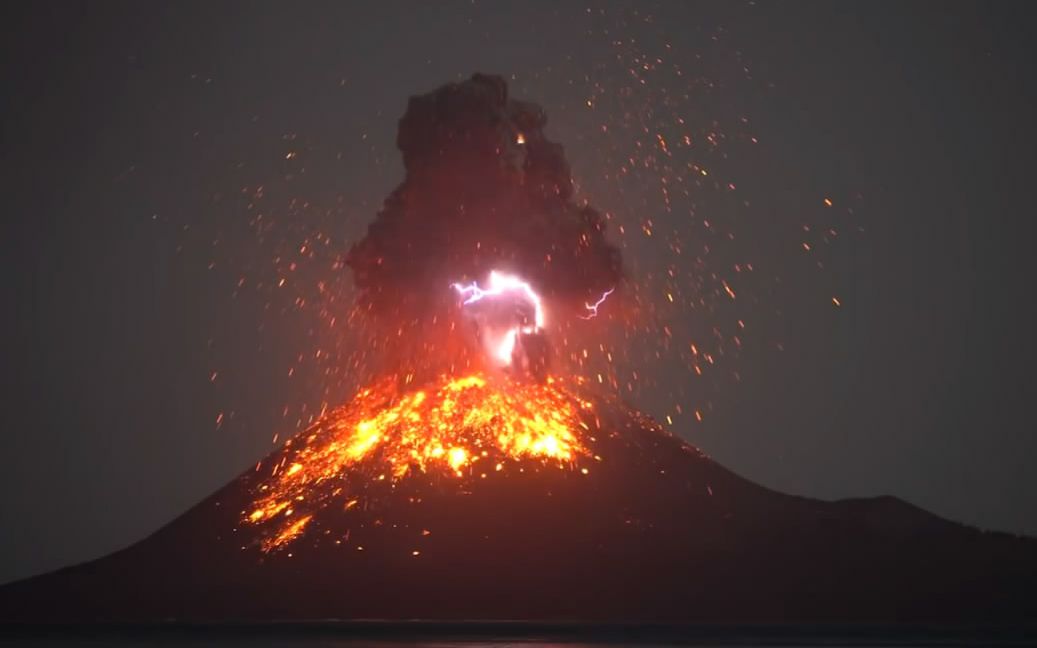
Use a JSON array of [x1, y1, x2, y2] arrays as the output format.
[[580, 288, 615, 320], [452, 271, 546, 329], [452, 270, 546, 367]]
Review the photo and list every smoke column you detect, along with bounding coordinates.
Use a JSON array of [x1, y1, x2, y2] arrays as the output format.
[[348, 75, 620, 313]]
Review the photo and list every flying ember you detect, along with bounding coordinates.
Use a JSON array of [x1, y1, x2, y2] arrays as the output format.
[[245, 372, 598, 552]]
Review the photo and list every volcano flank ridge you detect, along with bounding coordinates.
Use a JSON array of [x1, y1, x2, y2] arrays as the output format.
[[1, 389, 1035, 625]]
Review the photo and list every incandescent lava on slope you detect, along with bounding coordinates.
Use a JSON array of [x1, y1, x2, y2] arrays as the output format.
[[246, 372, 605, 552]]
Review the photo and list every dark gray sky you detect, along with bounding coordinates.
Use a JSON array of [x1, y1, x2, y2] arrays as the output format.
[[3, 1, 1036, 586]]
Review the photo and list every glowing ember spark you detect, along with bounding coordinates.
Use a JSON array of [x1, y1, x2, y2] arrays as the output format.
[[245, 372, 596, 551], [580, 288, 615, 320], [452, 270, 545, 366]]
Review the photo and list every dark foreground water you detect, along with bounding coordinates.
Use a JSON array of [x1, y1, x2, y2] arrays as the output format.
[[4, 641, 1034, 646], [2, 623, 1035, 647]]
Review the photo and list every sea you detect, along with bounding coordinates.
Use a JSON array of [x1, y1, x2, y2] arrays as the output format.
[[2, 623, 1034, 647]]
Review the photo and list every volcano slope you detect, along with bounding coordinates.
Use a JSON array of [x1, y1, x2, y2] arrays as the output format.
[[1, 374, 1035, 625]]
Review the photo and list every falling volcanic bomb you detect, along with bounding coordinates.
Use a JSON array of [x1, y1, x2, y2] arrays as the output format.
[[2, 75, 1036, 625]]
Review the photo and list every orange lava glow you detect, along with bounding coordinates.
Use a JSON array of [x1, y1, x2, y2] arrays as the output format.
[[246, 372, 598, 551]]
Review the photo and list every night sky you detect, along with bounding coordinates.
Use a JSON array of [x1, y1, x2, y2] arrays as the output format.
[[3, 1, 1037, 586]]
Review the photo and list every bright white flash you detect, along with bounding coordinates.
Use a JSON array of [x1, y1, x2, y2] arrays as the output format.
[[452, 271, 545, 366], [453, 271, 545, 328]]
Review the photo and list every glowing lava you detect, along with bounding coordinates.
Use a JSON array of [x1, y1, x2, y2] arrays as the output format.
[[246, 372, 597, 551]]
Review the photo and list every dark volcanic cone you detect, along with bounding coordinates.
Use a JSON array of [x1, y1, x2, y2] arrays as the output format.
[[2, 379, 1035, 624]]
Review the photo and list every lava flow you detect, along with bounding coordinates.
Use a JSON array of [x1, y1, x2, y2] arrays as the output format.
[[246, 371, 602, 552]]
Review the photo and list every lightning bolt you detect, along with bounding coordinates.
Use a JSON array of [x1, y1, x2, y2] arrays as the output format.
[[452, 271, 546, 366], [580, 288, 615, 320]]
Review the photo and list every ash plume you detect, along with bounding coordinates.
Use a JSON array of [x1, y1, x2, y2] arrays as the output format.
[[347, 74, 622, 322]]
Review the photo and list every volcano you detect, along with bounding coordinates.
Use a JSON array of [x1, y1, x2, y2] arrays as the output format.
[[2, 373, 1035, 625], [5, 74, 1034, 628]]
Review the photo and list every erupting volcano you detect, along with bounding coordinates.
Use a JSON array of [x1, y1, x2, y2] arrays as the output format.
[[3, 75, 1036, 626], [247, 372, 598, 553]]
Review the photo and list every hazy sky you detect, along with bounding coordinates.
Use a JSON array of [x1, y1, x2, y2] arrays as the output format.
[[3, 1, 1036, 585]]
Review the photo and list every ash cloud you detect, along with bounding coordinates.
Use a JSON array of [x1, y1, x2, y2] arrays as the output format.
[[347, 74, 622, 321]]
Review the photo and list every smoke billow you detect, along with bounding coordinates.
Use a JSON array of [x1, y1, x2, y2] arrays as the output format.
[[347, 74, 622, 324]]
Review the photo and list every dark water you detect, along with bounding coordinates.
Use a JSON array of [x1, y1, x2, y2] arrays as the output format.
[[4, 641, 1034, 647], [3, 624, 1034, 647], [0, 638, 1028, 642], [2, 642, 1031, 648]]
